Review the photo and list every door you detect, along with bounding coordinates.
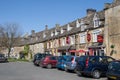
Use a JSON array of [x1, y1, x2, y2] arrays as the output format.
[[99, 56, 108, 74], [50, 57, 57, 67]]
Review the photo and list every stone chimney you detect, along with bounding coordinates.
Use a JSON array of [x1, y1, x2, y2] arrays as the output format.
[[45, 25, 48, 30], [31, 30, 35, 34], [114, 0, 120, 3], [56, 24, 60, 27], [55, 24, 60, 30], [104, 3, 111, 10], [113, 0, 120, 6], [87, 9, 96, 16]]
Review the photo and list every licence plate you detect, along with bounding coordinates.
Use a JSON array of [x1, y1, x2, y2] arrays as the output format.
[[109, 76, 116, 79]]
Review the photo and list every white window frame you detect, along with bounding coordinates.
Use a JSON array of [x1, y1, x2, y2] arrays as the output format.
[[76, 20, 80, 28], [67, 24, 72, 31], [62, 38, 65, 46], [61, 28, 63, 34], [51, 32, 53, 36], [43, 32, 46, 38], [70, 36, 73, 45], [47, 42, 49, 49], [93, 13, 99, 28], [80, 19, 86, 31], [92, 30, 101, 42], [50, 41, 53, 48], [70, 35, 75, 45], [55, 30, 58, 35], [80, 33, 86, 44], [94, 20, 99, 28]]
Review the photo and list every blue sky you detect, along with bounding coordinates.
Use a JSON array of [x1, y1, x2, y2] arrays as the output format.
[[0, 0, 113, 35]]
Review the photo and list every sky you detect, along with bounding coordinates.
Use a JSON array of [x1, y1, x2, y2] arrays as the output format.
[[0, 0, 113, 35]]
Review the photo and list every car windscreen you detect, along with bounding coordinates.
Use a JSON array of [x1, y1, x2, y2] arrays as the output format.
[[66, 56, 73, 61], [0, 54, 4, 57], [35, 54, 42, 59], [58, 56, 67, 61], [58, 56, 64, 60], [109, 61, 120, 70], [78, 56, 87, 61]]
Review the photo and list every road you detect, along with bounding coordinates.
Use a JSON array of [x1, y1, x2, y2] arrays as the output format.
[[0, 62, 107, 80]]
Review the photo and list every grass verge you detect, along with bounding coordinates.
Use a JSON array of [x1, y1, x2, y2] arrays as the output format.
[[8, 58, 29, 62]]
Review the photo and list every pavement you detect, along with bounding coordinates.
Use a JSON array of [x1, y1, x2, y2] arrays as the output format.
[[0, 62, 107, 80]]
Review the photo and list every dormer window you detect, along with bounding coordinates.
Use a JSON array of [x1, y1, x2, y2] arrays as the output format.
[[61, 28, 63, 34], [55, 29, 58, 35], [67, 24, 72, 31], [80, 19, 86, 31], [94, 20, 99, 27], [51, 32, 53, 36], [93, 13, 99, 28], [76, 20, 80, 28], [43, 32, 46, 38]]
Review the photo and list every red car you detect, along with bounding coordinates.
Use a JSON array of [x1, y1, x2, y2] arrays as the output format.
[[40, 56, 58, 69]]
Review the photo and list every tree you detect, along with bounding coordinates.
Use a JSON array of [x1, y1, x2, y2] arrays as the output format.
[[23, 44, 30, 56], [0, 23, 22, 58]]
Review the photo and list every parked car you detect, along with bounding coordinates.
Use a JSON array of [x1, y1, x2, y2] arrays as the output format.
[[56, 55, 72, 70], [65, 56, 79, 72], [33, 53, 52, 66], [0, 54, 8, 63], [40, 56, 58, 68], [76, 55, 115, 79], [106, 60, 120, 80]]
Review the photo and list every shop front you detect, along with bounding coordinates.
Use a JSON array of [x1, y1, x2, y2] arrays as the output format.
[[86, 32, 105, 56], [87, 34, 105, 56], [57, 45, 76, 56], [69, 49, 86, 56], [87, 44, 105, 56]]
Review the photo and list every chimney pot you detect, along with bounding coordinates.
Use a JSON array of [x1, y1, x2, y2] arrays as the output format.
[[45, 25, 48, 30], [87, 8, 96, 16], [104, 3, 111, 10], [31, 30, 35, 34]]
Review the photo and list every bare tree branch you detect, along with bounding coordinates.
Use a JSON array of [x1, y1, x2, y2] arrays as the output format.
[[0, 23, 22, 57]]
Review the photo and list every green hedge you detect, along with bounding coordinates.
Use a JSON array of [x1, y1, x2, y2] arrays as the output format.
[[8, 58, 29, 62]]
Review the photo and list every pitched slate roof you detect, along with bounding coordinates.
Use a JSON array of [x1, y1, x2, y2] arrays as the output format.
[[19, 10, 105, 46]]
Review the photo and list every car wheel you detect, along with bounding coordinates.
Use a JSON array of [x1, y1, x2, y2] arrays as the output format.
[[40, 64, 44, 68], [107, 77, 113, 80], [74, 68, 77, 73], [65, 67, 68, 72], [92, 70, 101, 79], [76, 70, 82, 76], [47, 64, 52, 69], [57, 68, 61, 70]]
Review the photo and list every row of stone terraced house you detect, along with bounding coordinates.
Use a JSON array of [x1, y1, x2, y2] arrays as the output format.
[[9, 0, 120, 59]]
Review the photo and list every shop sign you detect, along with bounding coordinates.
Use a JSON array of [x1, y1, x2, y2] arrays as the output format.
[[66, 36, 70, 44], [87, 33, 91, 42], [97, 35, 103, 43]]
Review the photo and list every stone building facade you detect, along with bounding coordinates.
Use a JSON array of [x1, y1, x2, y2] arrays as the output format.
[[104, 0, 120, 59], [42, 9, 105, 56], [4, 0, 120, 59]]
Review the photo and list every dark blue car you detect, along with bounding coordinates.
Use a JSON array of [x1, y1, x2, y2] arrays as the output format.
[[106, 60, 120, 80], [76, 56, 115, 79], [56, 55, 72, 70]]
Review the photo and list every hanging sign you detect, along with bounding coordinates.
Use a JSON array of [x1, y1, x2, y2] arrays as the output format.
[[97, 35, 103, 43], [87, 33, 91, 42]]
